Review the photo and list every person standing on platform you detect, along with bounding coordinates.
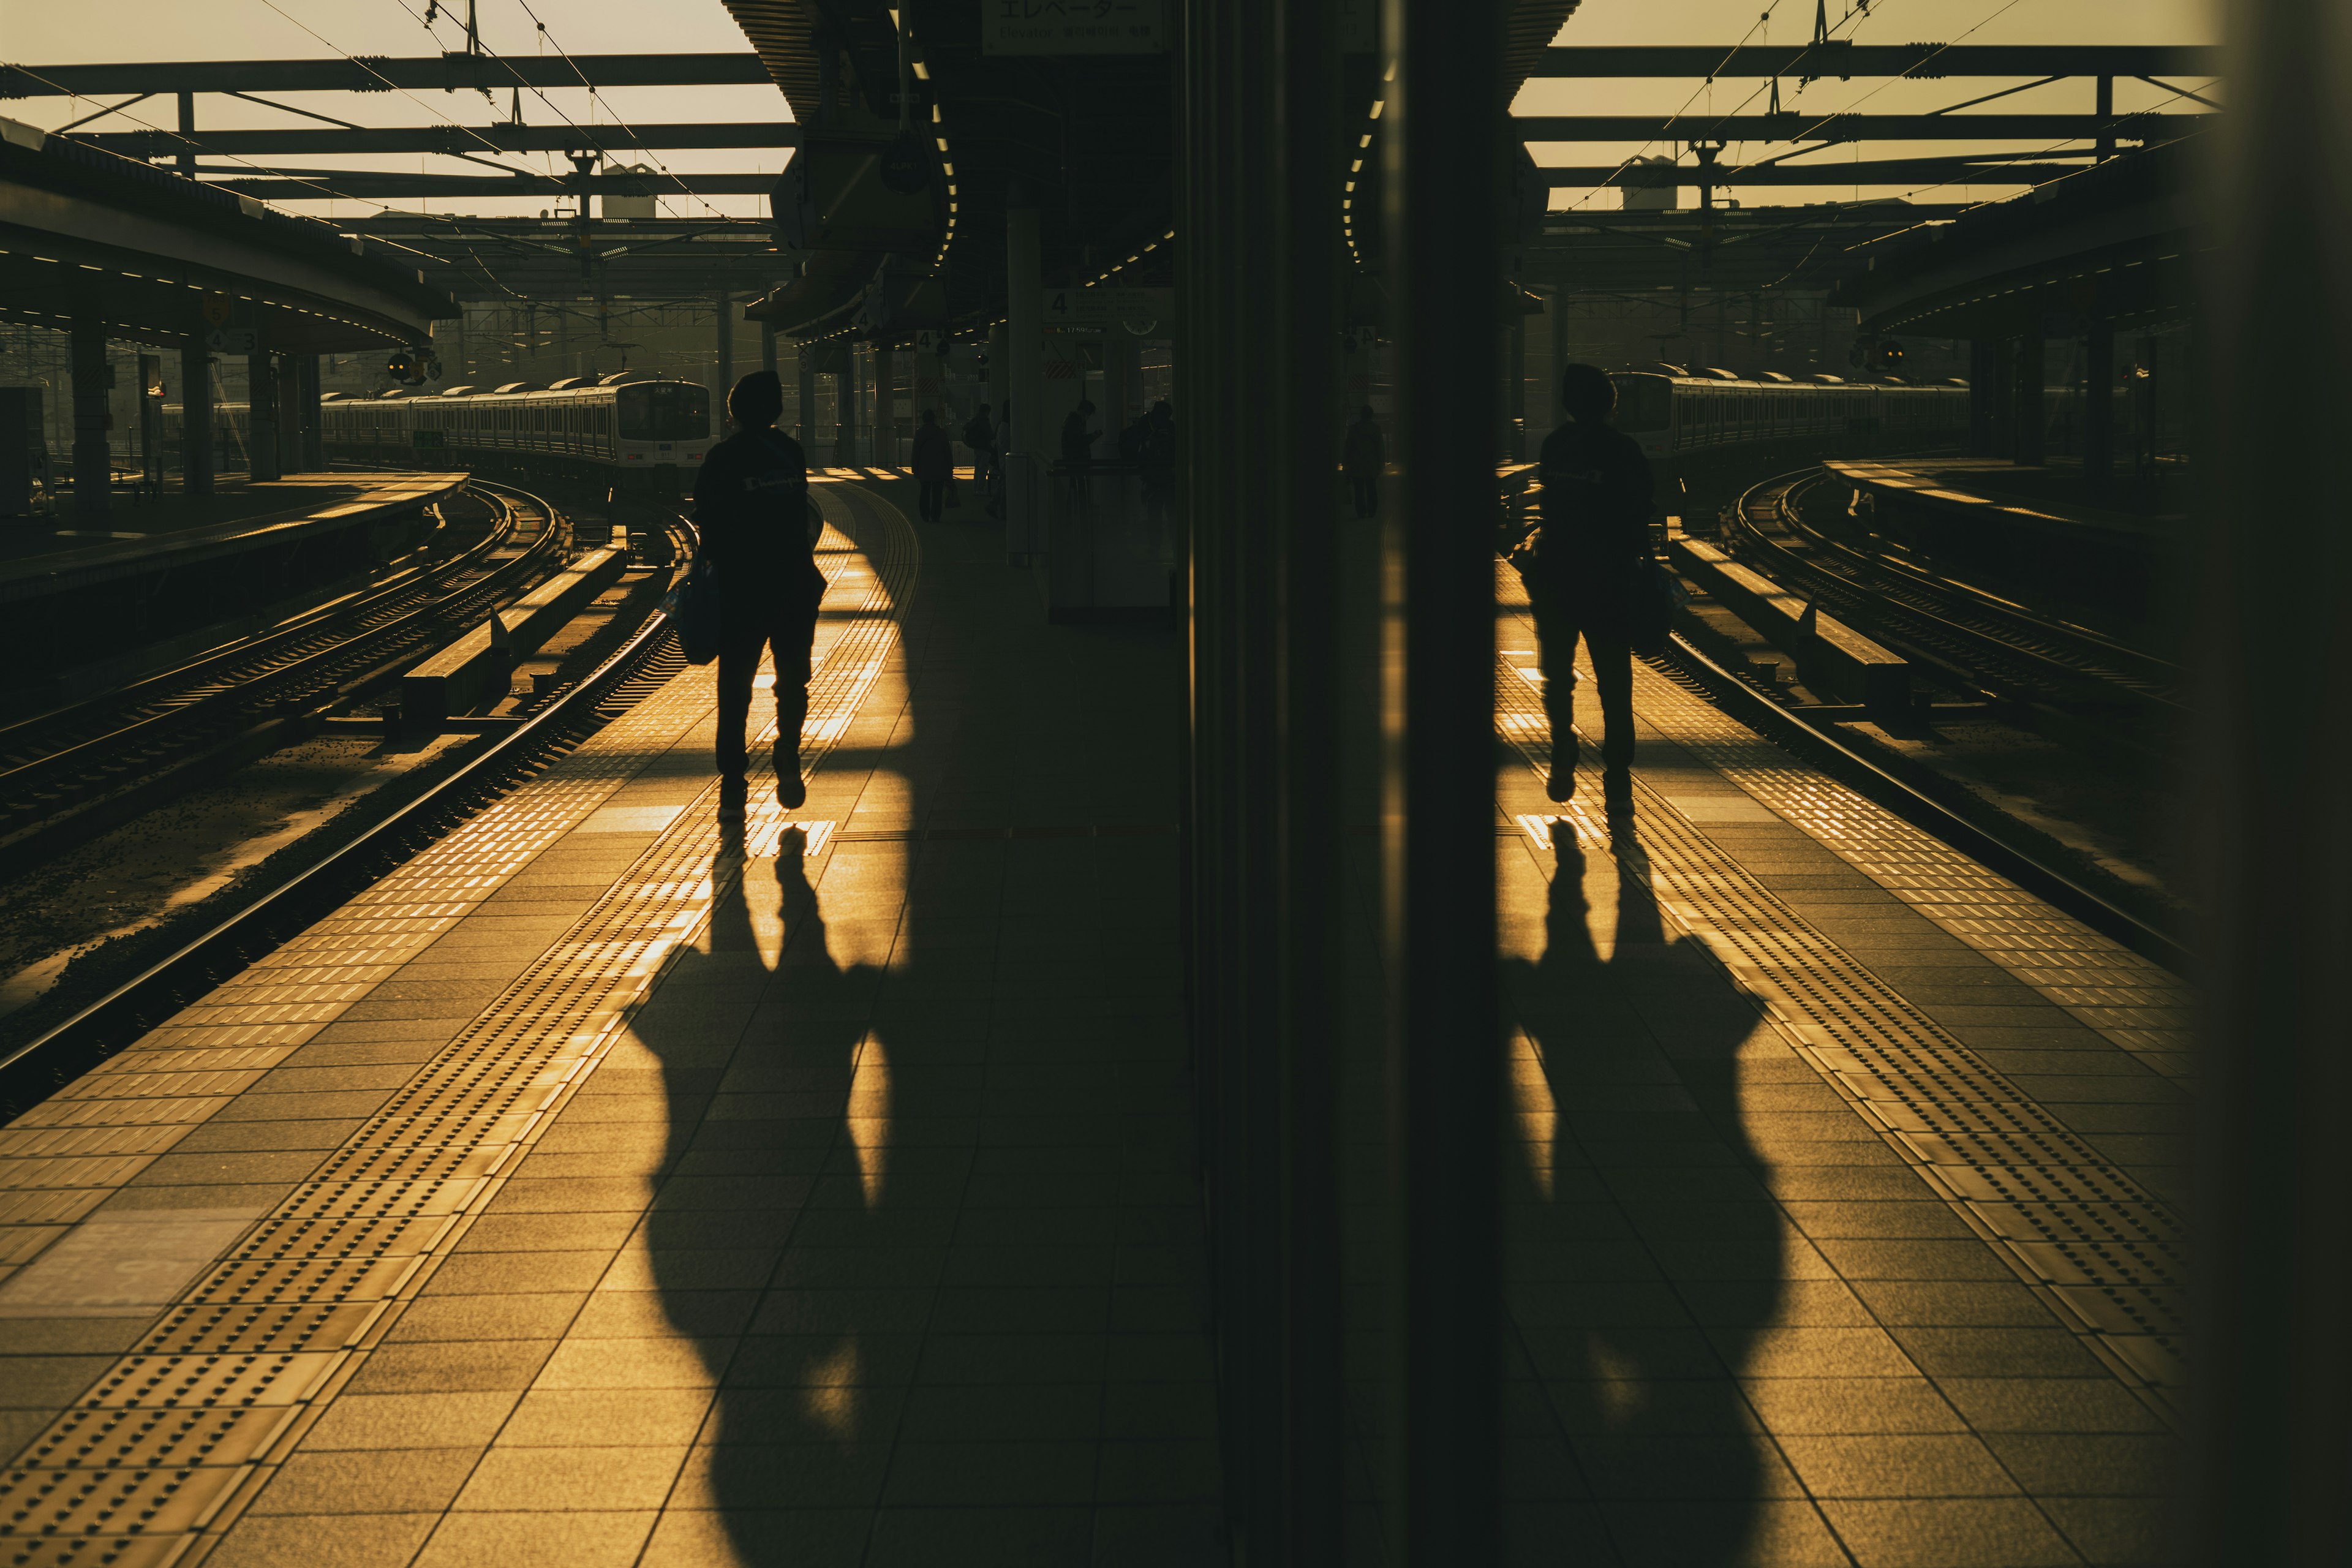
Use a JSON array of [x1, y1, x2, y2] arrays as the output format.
[[964, 402, 998, 489], [696, 369, 823, 820], [912, 407, 952, 523], [1515, 363, 1654, 814], [1343, 405, 1384, 518], [987, 399, 1011, 520], [1060, 399, 1098, 499]]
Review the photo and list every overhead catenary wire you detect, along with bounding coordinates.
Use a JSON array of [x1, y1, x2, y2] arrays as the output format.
[[1556, 0, 2141, 219], [388, 0, 745, 224], [0, 59, 468, 272], [1850, 75, 2218, 247]]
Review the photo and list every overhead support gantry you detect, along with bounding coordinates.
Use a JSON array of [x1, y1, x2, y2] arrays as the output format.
[[1526, 44, 2221, 77], [77, 123, 802, 158], [0, 54, 773, 97], [1513, 112, 2201, 142]]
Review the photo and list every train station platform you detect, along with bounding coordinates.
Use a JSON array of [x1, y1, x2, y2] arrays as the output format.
[[0, 472, 462, 580], [0, 477, 2184, 1566], [1822, 459, 2173, 542], [0, 470, 466, 716]]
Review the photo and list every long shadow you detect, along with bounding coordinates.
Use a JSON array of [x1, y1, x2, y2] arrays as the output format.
[[637, 824, 889, 1564], [1501, 821, 1786, 1566], [629, 486, 1211, 1565]]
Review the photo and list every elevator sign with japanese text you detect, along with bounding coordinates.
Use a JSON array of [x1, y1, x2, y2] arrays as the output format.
[[982, 0, 1165, 55]]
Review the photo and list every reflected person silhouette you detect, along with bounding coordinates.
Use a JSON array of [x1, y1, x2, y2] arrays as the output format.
[[636, 824, 891, 1564], [1501, 821, 1785, 1564]]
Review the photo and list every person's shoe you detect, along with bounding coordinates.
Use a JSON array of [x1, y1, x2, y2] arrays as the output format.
[[717, 775, 748, 823], [1602, 767, 1635, 817], [777, 769, 807, 811], [1545, 764, 1575, 803]]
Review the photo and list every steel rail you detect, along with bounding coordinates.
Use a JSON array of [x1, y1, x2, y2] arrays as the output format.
[[0, 480, 565, 841], [1778, 473, 2178, 693], [1721, 469, 2180, 713], [1656, 629, 2187, 974], [0, 513, 697, 1111]]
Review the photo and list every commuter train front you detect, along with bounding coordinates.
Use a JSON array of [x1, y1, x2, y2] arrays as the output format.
[[318, 374, 712, 492]]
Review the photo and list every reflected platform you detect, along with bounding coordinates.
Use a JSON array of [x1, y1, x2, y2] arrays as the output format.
[[0, 476, 2183, 1566]]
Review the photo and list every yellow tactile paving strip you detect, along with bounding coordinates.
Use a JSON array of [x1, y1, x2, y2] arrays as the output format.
[[0, 497, 912, 1568]]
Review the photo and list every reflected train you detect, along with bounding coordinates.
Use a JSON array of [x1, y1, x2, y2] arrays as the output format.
[[317, 375, 714, 490], [1611, 368, 1970, 462]]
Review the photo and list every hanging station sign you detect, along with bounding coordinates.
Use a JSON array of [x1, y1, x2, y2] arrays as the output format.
[[1042, 287, 1174, 327], [982, 0, 1165, 55]]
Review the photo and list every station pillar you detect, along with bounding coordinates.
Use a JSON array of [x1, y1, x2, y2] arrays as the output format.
[[69, 304, 111, 519], [1005, 189, 1043, 562], [1984, 337, 2018, 458], [247, 352, 281, 482], [794, 344, 816, 447], [1502, 317, 1526, 460], [761, 322, 778, 375], [136, 354, 163, 498], [179, 341, 213, 497], [845, 348, 863, 464], [873, 346, 896, 468], [295, 355, 324, 471], [2081, 317, 2114, 500], [2010, 331, 2045, 466], [714, 292, 733, 407], [1967, 339, 1996, 456], [2194, 0, 2352, 1553]]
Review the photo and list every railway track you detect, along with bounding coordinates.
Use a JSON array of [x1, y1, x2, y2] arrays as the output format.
[[1722, 469, 2182, 719], [0, 478, 568, 868], [0, 509, 696, 1113]]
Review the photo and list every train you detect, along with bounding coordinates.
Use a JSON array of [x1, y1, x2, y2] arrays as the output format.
[[1611, 367, 1970, 462], [316, 375, 714, 490]]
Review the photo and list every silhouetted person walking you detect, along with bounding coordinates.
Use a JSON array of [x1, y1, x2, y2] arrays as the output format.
[[1343, 404, 1384, 518], [1520, 363, 1653, 813], [912, 407, 952, 522], [696, 369, 823, 819]]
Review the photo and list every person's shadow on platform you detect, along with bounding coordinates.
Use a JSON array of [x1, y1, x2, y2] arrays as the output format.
[[1500, 824, 1786, 1565], [636, 825, 890, 1566]]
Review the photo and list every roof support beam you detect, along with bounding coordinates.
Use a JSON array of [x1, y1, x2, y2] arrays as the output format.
[[1539, 156, 2096, 187], [0, 53, 770, 97], [80, 123, 801, 157], [1513, 112, 2203, 141], [1, 46, 2218, 99], [1528, 45, 2221, 78], [197, 172, 777, 199]]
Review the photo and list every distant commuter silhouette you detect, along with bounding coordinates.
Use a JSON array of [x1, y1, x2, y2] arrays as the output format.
[[1343, 404, 1384, 518], [964, 402, 998, 489], [911, 407, 952, 523]]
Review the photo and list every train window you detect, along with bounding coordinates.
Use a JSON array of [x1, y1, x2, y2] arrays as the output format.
[[1611, 375, 1671, 434], [618, 382, 710, 442]]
